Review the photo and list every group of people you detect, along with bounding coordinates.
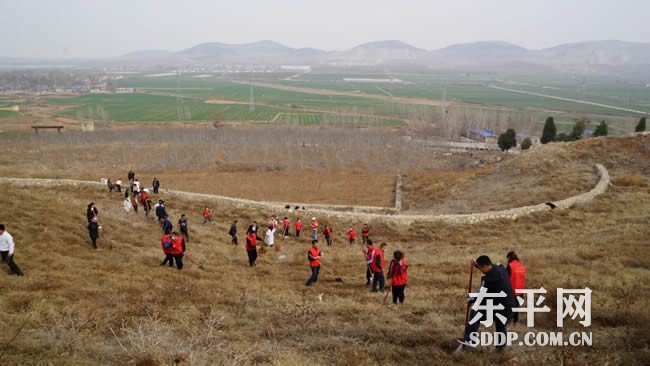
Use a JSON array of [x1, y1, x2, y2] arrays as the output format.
[[2, 169, 532, 358], [90, 170, 529, 354], [112, 171, 189, 270], [363, 238, 409, 305], [346, 223, 371, 245]]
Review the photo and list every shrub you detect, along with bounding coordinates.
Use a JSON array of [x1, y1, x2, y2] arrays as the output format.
[[498, 128, 517, 151], [635, 117, 646, 132], [555, 133, 571, 142], [593, 120, 608, 137], [569, 120, 586, 141], [541, 117, 556, 144], [521, 137, 532, 150]]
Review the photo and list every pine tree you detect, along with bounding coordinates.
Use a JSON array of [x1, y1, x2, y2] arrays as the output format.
[[541, 117, 556, 144], [636, 117, 646, 132], [593, 120, 608, 137], [498, 128, 517, 151], [569, 120, 586, 141]]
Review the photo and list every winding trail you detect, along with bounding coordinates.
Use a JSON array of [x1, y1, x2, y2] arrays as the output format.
[[0, 164, 609, 225]]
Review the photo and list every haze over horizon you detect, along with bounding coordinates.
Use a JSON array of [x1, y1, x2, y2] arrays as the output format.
[[1, 0, 650, 58]]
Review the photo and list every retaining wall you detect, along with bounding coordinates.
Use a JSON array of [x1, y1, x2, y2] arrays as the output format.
[[0, 164, 608, 226]]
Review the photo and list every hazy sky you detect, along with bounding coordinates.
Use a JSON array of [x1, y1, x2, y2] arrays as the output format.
[[1, 0, 649, 58]]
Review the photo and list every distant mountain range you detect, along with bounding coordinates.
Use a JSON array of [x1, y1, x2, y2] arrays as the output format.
[[118, 39, 650, 67]]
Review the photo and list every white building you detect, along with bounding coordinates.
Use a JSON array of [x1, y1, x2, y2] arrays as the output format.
[[115, 88, 135, 94]]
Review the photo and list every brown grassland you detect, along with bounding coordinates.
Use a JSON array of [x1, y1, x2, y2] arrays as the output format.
[[0, 125, 649, 365]]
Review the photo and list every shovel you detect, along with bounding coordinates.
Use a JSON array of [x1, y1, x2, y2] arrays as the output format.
[[319, 263, 343, 282], [184, 253, 206, 271]]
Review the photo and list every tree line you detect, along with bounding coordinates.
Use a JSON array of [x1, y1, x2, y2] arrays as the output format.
[[498, 115, 647, 152]]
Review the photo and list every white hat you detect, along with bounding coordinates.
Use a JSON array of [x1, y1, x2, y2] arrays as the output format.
[[311, 217, 316, 220]]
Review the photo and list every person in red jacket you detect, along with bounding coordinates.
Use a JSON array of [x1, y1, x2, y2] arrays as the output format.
[[347, 227, 356, 245], [169, 232, 184, 270], [160, 233, 175, 267], [245, 232, 258, 267], [387, 250, 408, 305], [371, 242, 387, 292], [365, 239, 377, 286], [203, 206, 212, 224], [305, 240, 322, 286], [361, 224, 370, 244], [310, 217, 319, 241], [323, 225, 333, 246], [295, 218, 303, 239], [506, 251, 526, 325], [282, 216, 290, 238]]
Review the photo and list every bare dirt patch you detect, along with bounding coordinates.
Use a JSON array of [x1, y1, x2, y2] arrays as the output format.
[[204, 99, 248, 105], [71, 170, 396, 207]]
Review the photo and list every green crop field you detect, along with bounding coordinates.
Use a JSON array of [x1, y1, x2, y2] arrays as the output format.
[[261, 73, 650, 117], [274, 113, 323, 125], [51, 94, 286, 122], [120, 78, 389, 111], [0, 110, 18, 118], [38, 71, 648, 128]]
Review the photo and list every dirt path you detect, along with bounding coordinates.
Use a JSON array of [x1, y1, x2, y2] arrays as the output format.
[[233, 80, 446, 107]]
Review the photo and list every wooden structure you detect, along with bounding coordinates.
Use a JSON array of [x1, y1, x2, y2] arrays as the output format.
[[31, 125, 64, 133]]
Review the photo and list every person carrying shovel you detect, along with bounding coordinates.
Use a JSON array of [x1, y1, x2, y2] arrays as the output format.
[[305, 240, 322, 286]]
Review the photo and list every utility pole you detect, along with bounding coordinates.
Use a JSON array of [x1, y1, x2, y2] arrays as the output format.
[[176, 69, 183, 121], [249, 79, 255, 112]]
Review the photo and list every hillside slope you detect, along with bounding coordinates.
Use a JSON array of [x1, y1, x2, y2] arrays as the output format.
[[0, 134, 648, 365]]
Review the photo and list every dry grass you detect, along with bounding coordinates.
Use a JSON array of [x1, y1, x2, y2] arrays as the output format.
[[612, 175, 648, 187], [0, 130, 649, 365]]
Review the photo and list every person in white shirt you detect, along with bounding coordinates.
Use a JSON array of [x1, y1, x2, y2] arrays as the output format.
[[123, 197, 132, 213], [0, 224, 24, 276], [264, 226, 276, 247]]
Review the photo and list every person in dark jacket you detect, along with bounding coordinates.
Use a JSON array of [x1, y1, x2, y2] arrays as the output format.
[[155, 200, 167, 225], [178, 214, 189, 242], [86, 202, 98, 223], [229, 220, 238, 245], [458, 255, 516, 351], [87, 217, 100, 249], [162, 216, 173, 235], [152, 177, 160, 194]]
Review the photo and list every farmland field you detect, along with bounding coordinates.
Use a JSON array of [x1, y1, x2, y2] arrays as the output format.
[[2, 71, 645, 134], [0, 109, 18, 118], [46, 94, 285, 122]]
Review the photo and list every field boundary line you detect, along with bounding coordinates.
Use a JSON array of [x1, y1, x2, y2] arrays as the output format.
[[489, 85, 648, 115]]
